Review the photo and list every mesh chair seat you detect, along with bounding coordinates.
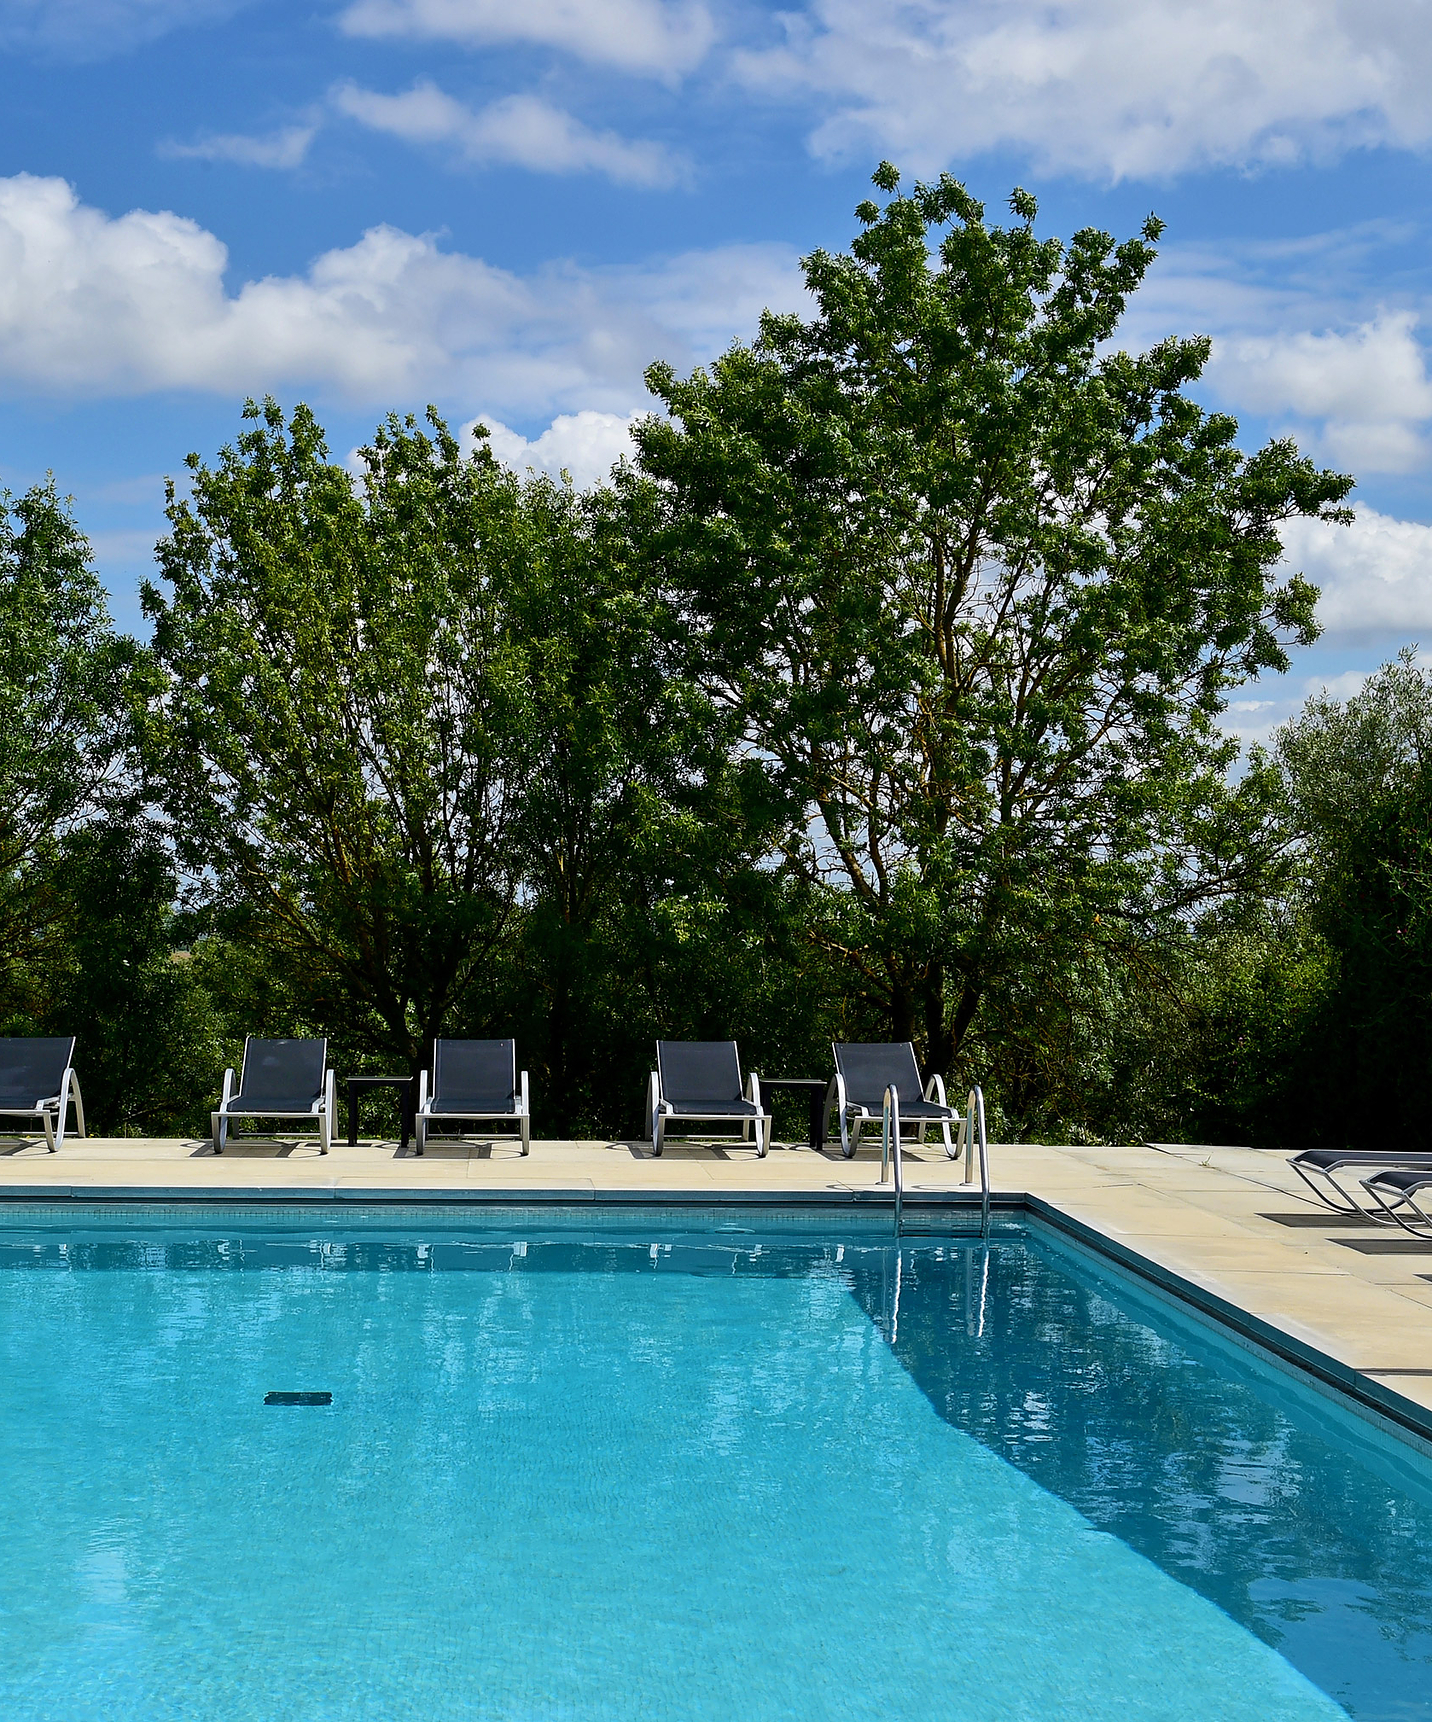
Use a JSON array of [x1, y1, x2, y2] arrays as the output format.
[[429, 1096, 518, 1115], [224, 1094, 323, 1114], [665, 1098, 761, 1118]]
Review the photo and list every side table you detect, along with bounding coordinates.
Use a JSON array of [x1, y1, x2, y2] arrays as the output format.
[[346, 1075, 415, 1153], [760, 1077, 830, 1152]]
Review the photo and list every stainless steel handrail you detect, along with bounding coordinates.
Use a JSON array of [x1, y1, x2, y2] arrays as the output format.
[[880, 1084, 903, 1234], [954, 1084, 991, 1238]]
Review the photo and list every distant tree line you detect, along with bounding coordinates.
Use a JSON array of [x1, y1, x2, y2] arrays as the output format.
[[5, 167, 1420, 1149]]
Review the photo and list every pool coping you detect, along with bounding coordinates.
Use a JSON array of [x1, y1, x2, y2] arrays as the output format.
[[2, 1177, 1431, 1452]]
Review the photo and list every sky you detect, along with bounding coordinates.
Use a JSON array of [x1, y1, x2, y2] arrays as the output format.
[[2, 0, 1431, 744]]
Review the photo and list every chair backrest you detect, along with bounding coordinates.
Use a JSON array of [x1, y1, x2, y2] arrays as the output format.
[[833, 1042, 923, 1111], [657, 1041, 743, 1106], [432, 1039, 516, 1105], [0, 1037, 76, 1107], [237, 1037, 326, 1105]]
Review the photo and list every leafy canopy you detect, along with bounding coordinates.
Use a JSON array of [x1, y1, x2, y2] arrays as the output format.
[[631, 167, 1354, 1077]]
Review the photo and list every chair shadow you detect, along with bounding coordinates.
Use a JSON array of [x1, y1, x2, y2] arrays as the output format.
[[189, 1136, 319, 1159]]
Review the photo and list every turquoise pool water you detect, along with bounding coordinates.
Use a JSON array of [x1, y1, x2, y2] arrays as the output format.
[[0, 1207, 1428, 1721]]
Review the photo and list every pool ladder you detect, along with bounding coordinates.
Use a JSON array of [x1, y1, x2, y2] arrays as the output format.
[[880, 1084, 990, 1238]]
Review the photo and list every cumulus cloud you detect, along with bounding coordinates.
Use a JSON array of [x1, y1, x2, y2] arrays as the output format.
[[1283, 508, 1432, 644], [1210, 313, 1432, 474], [0, 173, 804, 415], [468, 409, 640, 485], [333, 82, 686, 187], [158, 123, 317, 170], [736, 0, 1432, 179], [0, 0, 240, 57], [337, 0, 713, 79], [1117, 234, 1432, 476]]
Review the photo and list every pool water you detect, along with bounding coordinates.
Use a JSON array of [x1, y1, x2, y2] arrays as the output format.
[[0, 1210, 1428, 1721]]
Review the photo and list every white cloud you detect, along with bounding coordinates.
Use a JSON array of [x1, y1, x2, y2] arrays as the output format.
[[158, 124, 317, 170], [735, 0, 1432, 179], [0, 173, 804, 416], [337, 0, 713, 79], [469, 409, 640, 485], [1283, 508, 1432, 644], [1210, 313, 1432, 474], [1118, 237, 1432, 476], [0, 0, 239, 57], [333, 82, 685, 187]]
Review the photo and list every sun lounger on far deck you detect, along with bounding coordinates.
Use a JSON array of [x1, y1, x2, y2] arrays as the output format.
[[1287, 1148, 1432, 1219], [212, 1037, 333, 1155], [0, 1037, 84, 1152]]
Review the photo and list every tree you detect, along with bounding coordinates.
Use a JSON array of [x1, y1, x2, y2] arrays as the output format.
[[1250, 652, 1432, 1147], [0, 478, 145, 1022], [143, 402, 539, 1071], [630, 165, 1353, 1085]]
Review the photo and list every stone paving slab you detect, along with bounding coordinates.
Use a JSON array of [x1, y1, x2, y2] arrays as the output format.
[[3, 1127, 1430, 1440]]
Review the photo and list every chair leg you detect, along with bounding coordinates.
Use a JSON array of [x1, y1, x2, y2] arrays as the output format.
[[653, 1114, 665, 1157], [42, 1106, 57, 1153], [520, 1115, 530, 1156]]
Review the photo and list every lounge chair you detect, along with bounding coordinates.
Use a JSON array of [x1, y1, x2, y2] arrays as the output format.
[[826, 1042, 956, 1159], [1361, 1167, 1432, 1236], [649, 1040, 772, 1157], [211, 1037, 334, 1154], [415, 1039, 530, 1156], [1287, 1148, 1432, 1218], [0, 1037, 84, 1152]]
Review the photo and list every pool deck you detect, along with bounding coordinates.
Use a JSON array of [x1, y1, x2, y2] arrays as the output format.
[[3, 1128, 1432, 1439]]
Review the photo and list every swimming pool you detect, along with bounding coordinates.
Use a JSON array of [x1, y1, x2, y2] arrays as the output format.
[[0, 1204, 1428, 1721]]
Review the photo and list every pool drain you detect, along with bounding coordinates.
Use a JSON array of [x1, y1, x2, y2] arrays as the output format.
[[264, 1391, 332, 1405]]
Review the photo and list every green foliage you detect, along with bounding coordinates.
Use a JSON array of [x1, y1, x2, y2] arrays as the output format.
[[628, 168, 1354, 1091], [144, 401, 543, 1071], [6, 176, 1407, 1151]]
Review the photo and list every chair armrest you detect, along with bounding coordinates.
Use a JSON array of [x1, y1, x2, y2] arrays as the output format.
[[650, 1070, 667, 1113], [925, 1073, 948, 1108], [747, 1070, 763, 1111], [325, 1067, 335, 1117], [217, 1068, 235, 1112], [417, 1069, 429, 1114], [519, 1071, 530, 1114]]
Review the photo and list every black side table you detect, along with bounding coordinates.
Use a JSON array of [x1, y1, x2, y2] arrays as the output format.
[[760, 1077, 830, 1152], [346, 1075, 415, 1153]]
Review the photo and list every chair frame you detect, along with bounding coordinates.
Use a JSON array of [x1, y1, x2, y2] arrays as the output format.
[[1361, 1168, 1432, 1237], [824, 1042, 958, 1160], [649, 1042, 772, 1158], [415, 1041, 530, 1157], [0, 1039, 85, 1153], [211, 1037, 334, 1155]]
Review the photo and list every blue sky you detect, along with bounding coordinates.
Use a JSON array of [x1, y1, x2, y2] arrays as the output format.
[[1, 0, 1431, 741]]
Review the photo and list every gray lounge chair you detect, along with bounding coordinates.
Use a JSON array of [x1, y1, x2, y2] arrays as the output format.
[[649, 1040, 771, 1157], [826, 1042, 956, 1159], [0, 1037, 84, 1152], [211, 1037, 334, 1154], [415, 1039, 530, 1156], [1286, 1148, 1432, 1218], [1361, 1167, 1432, 1236]]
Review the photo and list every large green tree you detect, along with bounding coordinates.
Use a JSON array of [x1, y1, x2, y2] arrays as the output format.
[[630, 166, 1353, 1082], [0, 479, 142, 1008], [144, 402, 539, 1070]]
